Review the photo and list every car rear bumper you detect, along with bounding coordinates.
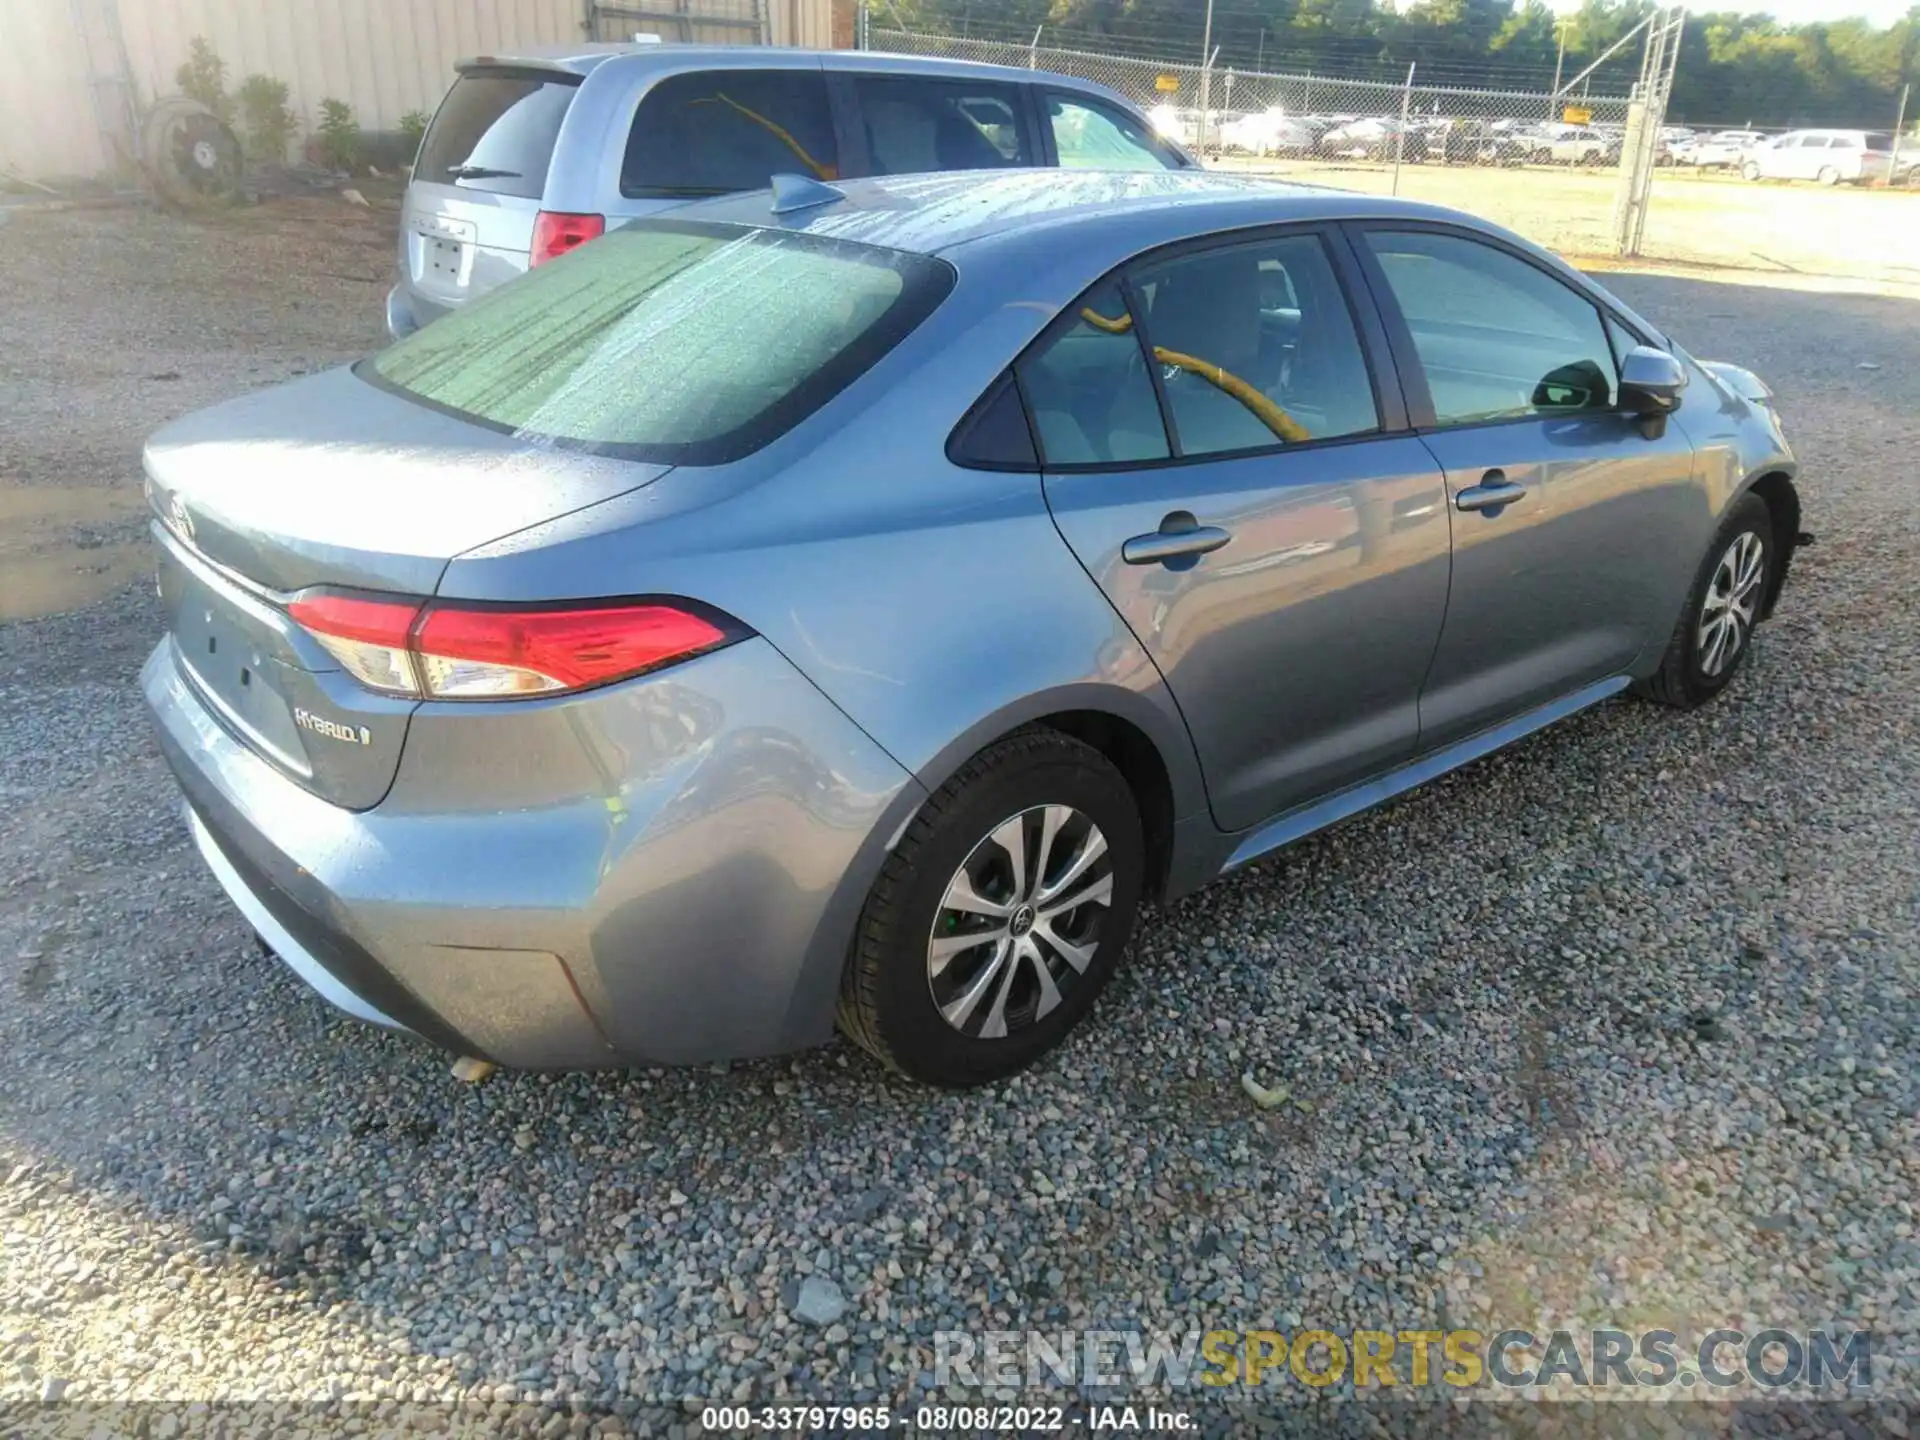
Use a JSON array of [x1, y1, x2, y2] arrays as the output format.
[[385, 282, 449, 341], [144, 634, 917, 1070]]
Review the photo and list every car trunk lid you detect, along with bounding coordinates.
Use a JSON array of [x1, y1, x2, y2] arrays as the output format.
[[145, 367, 671, 808]]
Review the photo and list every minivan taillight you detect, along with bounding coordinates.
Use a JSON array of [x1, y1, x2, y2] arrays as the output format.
[[530, 210, 605, 266], [288, 594, 740, 700]]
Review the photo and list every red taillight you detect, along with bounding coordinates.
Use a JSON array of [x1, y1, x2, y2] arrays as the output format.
[[414, 604, 728, 698], [289, 593, 423, 695], [289, 593, 736, 701], [530, 210, 605, 266]]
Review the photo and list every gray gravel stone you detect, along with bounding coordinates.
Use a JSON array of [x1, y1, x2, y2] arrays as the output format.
[[792, 1276, 847, 1327]]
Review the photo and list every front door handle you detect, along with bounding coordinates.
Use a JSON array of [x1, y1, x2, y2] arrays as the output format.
[[1454, 470, 1527, 514], [1122, 516, 1232, 566]]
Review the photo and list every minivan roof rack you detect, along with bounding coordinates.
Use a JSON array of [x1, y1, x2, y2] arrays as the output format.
[[769, 173, 846, 215]]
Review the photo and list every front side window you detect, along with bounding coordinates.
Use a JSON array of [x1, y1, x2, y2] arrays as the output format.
[[416, 69, 581, 199], [622, 70, 839, 197], [1015, 280, 1169, 465], [854, 76, 1030, 174], [1363, 230, 1619, 427], [1130, 235, 1379, 456], [1047, 94, 1181, 171], [367, 222, 950, 462]]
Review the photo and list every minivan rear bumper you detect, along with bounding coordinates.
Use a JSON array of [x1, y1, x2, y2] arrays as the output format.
[[385, 281, 448, 341], [143, 633, 917, 1070]]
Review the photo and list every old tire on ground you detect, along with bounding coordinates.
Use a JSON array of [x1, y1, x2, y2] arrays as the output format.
[[1635, 492, 1775, 710], [142, 96, 244, 206], [837, 729, 1143, 1087]]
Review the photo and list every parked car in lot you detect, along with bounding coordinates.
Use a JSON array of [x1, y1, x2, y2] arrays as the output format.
[[1742, 129, 1897, 185], [388, 45, 1191, 339], [1318, 116, 1428, 162], [1674, 128, 1764, 167], [145, 168, 1801, 1085], [1524, 122, 1618, 165], [1221, 107, 1318, 157]]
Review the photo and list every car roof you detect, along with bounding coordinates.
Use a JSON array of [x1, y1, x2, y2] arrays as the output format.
[[675, 167, 1470, 258], [456, 43, 1131, 95]]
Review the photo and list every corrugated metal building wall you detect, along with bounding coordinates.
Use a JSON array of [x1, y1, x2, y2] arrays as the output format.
[[0, 0, 836, 182]]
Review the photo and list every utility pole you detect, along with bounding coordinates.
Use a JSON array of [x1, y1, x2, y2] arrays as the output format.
[[1391, 61, 1415, 195], [1552, 19, 1569, 96], [1892, 82, 1911, 188], [1198, 0, 1216, 157]]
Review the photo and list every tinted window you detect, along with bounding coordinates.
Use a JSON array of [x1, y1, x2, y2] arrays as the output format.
[[1364, 230, 1618, 426], [416, 69, 580, 199], [1131, 235, 1378, 455], [1864, 133, 1894, 152], [1047, 94, 1180, 171], [949, 374, 1038, 469], [367, 222, 950, 463], [855, 76, 1030, 174], [1016, 280, 1169, 465], [622, 70, 838, 197]]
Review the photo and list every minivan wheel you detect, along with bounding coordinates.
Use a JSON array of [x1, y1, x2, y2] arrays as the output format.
[[1636, 493, 1774, 709], [838, 729, 1143, 1086], [1816, 165, 1841, 187], [1742, 160, 1762, 181]]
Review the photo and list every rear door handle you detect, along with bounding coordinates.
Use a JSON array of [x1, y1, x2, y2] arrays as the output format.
[[1454, 471, 1527, 513], [1122, 516, 1232, 566]]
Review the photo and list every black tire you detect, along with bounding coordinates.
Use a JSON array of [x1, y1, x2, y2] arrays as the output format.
[[1636, 493, 1775, 709], [837, 729, 1144, 1087]]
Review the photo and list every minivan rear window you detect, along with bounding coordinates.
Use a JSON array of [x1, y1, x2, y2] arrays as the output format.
[[363, 221, 953, 464], [1864, 132, 1894, 152], [623, 70, 839, 197], [416, 68, 581, 199]]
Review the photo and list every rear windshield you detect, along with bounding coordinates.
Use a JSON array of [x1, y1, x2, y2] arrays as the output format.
[[363, 221, 953, 464], [1864, 132, 1894, 152], [416, 68, 581, 199]]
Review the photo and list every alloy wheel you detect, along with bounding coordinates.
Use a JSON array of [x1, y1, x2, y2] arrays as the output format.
[[926, 804, 1114, 1040], [1697, 530, 1766, 678]]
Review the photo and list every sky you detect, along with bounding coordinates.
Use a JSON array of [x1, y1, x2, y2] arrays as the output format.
[[1540, 0, 1911, 22]]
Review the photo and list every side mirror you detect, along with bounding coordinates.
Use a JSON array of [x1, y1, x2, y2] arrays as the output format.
[[1618, 345, 1688, 415]]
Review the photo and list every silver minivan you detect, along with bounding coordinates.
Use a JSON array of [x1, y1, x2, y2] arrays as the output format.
[[388, 45, 1193, 338]]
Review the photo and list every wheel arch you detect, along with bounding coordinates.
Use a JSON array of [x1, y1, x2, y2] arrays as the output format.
[[772, 683, 1207, 1053], [903, 684, 1206, 905], [1741, 469, 1801, 619]]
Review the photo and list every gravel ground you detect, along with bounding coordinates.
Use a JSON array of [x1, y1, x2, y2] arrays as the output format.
[[1, 199, 1915, 1430]]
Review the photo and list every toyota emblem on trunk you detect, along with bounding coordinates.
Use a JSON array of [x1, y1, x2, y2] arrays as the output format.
[[166, 493, 195, 544]]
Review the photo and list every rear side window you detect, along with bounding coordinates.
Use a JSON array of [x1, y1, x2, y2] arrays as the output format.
[[416, 69, 580, 199], [623, 70, 838, 196], [1131, 235, 1379, 454], [1016, 279, 1169, 465], [854, 75, 1031, 174], [1864, 133, 1893, 152], [1046, 94, 1181, 171], [365, 222, 951, 463]]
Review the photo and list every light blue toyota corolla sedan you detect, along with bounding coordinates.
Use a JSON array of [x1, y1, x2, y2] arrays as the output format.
[[142, 169, 1801, 1086]]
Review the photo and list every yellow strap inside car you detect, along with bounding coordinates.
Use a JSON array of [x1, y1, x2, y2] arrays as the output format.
[[1079, 306, 1311, 445], [691, 93, 838, 180]]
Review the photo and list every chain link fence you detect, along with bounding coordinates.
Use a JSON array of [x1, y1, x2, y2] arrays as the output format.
[[872, 28, 1631, 167], [861, 24, 1915, 285]]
